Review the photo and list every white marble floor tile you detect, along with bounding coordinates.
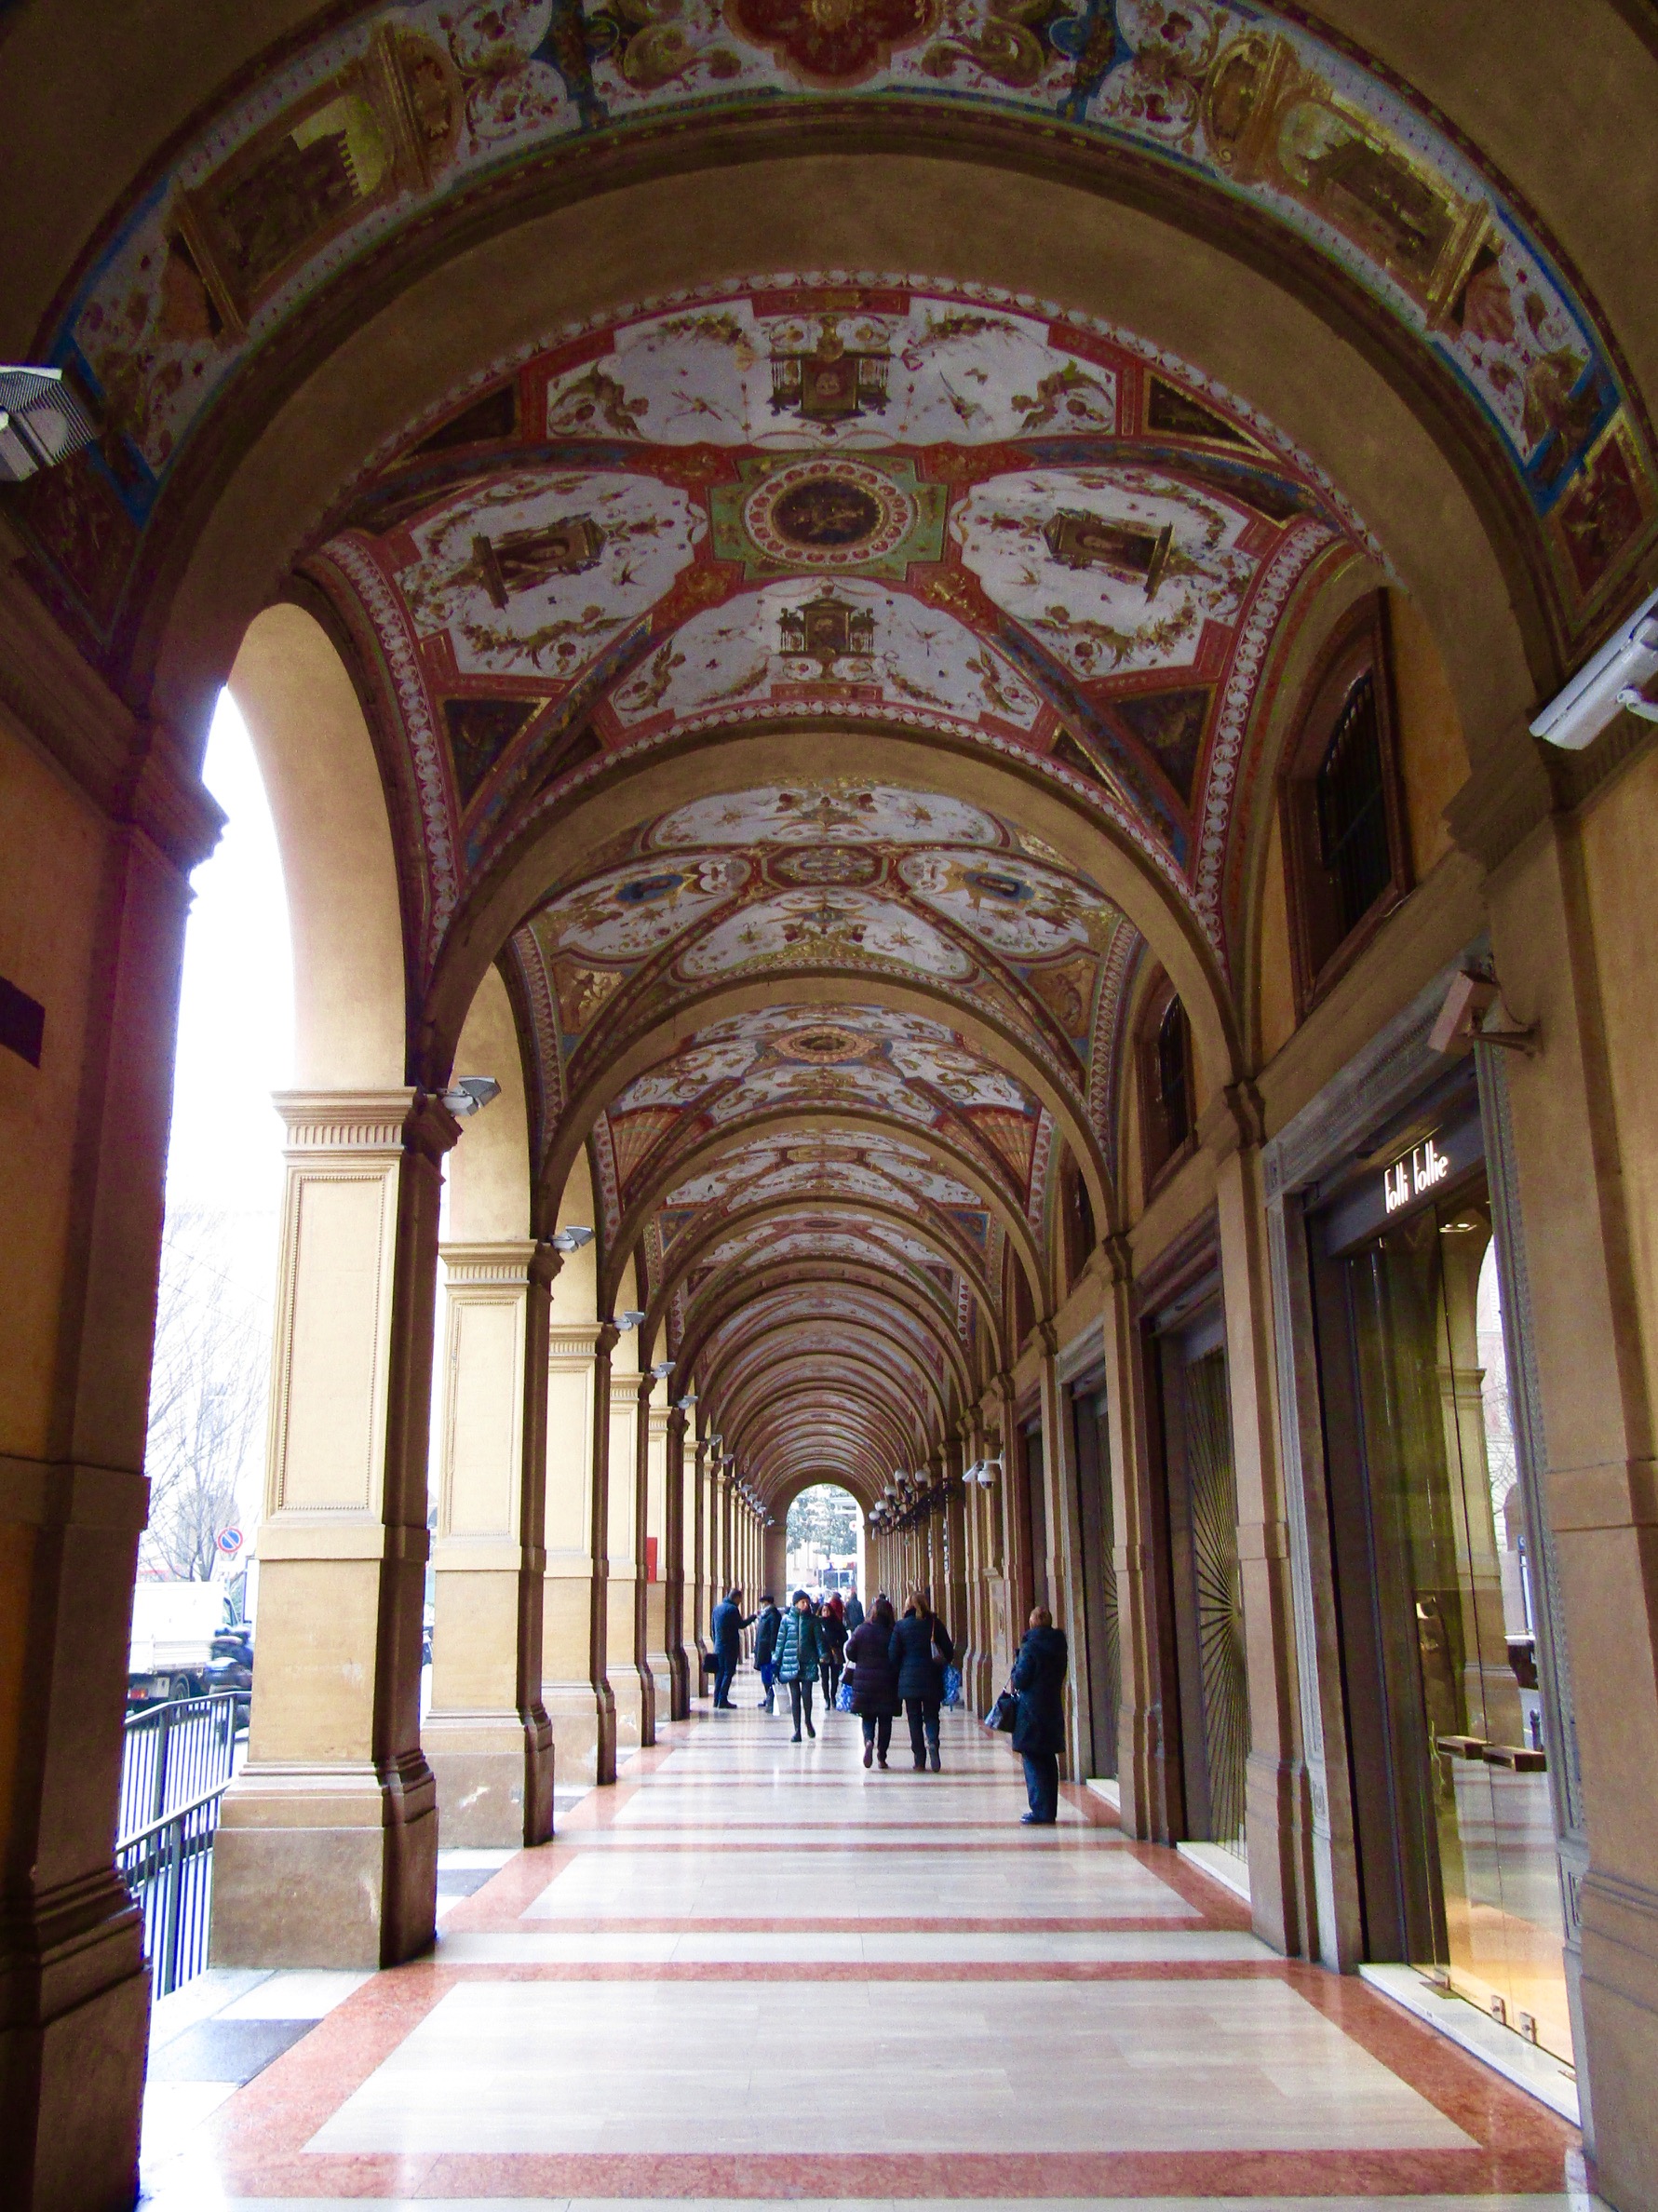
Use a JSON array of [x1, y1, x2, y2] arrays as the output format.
[[523, 1844, 1195, 1921], [215, 1969, 374, 2020], [437, 1926, 1269, 1964], [308, 1977, 1475, 2156]]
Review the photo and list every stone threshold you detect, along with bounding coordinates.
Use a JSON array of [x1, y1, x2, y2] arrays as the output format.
[[1358, 1962, 1580, 2125], [1176, 1839, 1253, 1904]]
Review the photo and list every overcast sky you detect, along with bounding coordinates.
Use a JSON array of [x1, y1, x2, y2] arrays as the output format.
[[164, 691, 293, 1262]]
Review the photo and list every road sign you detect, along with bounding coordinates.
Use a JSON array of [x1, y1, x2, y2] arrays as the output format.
[[216, 1526, 243, 1558]]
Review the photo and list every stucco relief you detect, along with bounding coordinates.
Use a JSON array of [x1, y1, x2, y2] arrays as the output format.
[[676, 888, 976, 982], [649, 783, 1006, 851]]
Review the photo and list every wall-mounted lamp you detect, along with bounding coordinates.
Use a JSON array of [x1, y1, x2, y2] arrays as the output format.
[[551, 1224, 594, 1252], [441, 1074, 501, 1119], [613, 1309, 646, 1332], [674, 1392, 696, 1409], [652, 1360, 673, 1379]]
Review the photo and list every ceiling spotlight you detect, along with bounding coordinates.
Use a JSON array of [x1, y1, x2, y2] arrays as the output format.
[[551, 1224, 594, 1252], [441, 1074, 501, 1119], [0, 366, 100, 483]]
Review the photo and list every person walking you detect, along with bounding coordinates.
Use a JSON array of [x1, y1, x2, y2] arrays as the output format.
[[753, 1592, 782, 1712], [1010, 1605, 1069, 1824], [846, 1594, 899, 1768], [843, 1586, 865, 1632], [708, 1585, 752, 1711], [819, 1592, 848, 1710], [773, 1588, 826, 1741], [889, 1587, 954, 1772]]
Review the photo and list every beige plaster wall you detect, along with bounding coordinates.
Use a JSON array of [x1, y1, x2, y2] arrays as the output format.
[[1390, 590, 1471, 883], [446, 965, 532, 1244]]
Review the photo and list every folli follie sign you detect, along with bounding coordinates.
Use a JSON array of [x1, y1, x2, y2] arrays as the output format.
[[1383, 1134, 1450, 1215]]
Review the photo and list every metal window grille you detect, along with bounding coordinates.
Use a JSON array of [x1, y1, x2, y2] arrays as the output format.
[[115, 1693, 241, 1996], [1315, 672, 1391, 938]]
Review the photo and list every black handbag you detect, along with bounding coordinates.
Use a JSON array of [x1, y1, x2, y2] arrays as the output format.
[[984, 1688, 1018, 1733]]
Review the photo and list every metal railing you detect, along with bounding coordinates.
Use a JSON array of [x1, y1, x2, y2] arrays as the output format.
[[116, 1693, 242, 1997]]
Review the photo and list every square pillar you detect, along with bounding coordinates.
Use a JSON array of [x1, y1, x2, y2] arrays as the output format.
[[607, 1357, 650, 1751], [543, 1321, 616, 1784], [1206, 1088, 1316, 1960], [425, 1239, 555, 1848], [212, 1090, 455, 1969]]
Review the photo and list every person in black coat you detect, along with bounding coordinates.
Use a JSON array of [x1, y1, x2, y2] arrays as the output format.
[[708, 1586, 752, 1710], [889, 1588, 954, 1772], [819, 1594, 849, 1708], [753, 1595, 781, 1712], [1010, 1605, 1069, 1824], [846, 1594, 899, 1768]]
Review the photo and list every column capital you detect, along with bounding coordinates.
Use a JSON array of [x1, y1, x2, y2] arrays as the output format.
[[439, 1238, 540, 1288], [1197, 1079, 1265, 1163], [593, 1322, 620, 1359]]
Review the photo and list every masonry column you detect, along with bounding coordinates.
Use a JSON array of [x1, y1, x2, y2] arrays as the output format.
[[0, 590, 222, 2207], [214, 1089, 455, 1967], [1469, 779, 1658, 2207], [690, 1427, 710, 1693], [1205, 1086, 1314, 1959], [943, 1433, 969, 1689], [1100, 1234, 1182, 1843], [1038, 1326, 1095, 1779], [543, 1315, 617, 1786], [638, 1377, 672, 1735], [990, 1373, 1024, 1682], [425, 1239, 556, 1847], [664, 1403, 691, 1720]]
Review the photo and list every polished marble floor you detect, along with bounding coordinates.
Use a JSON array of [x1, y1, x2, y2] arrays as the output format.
[[140, 1671, 1604, 2208]]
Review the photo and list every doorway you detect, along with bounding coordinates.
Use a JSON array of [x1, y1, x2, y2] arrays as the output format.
[[1316, 1184, 1569, 2057], [1070, 1379, 1119, 1779]]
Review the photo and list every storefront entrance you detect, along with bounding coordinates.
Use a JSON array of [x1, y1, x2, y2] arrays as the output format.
[[1313, 1141, 1569, 2057]]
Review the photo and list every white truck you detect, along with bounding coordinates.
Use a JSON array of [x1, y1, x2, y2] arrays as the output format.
[[127, 1582, 230, 1707]]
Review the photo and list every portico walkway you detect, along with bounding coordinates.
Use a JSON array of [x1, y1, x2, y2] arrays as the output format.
[[142, 1684, 1597, 2208]]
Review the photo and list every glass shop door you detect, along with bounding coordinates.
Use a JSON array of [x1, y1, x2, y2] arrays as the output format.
[[1339, 1192, 1570, 2057]]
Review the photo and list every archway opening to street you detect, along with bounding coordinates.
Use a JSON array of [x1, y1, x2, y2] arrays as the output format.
[[785, 1484, 866, 1609]]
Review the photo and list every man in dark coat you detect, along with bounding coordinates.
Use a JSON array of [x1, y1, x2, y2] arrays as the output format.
[[709, 1585, 752, 1709], [842, 1587, 866, 1632], [889, 1588, 954, 1771], [1010, 1605, 1069, 1823], [753, 1593, 781, 1711]]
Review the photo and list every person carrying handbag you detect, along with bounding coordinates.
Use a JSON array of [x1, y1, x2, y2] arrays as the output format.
[[888, 1587, 954, 1771], [846, 1594, 900, 1768]]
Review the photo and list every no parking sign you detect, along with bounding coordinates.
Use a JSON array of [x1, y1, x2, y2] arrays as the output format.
[[216, 1526, 243, 1559]]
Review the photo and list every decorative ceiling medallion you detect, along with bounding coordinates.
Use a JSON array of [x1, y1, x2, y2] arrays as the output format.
[[745, 461, 911, 568], [775, 1024, 881, 1064], [714, 456, 946, 579], [768, 844, 883, 887]]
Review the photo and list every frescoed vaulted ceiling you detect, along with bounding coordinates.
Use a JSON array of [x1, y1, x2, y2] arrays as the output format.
[[295, 285, 1369, 982], [30, 0, 1649, 1514], [22, 0, 1656, 684]]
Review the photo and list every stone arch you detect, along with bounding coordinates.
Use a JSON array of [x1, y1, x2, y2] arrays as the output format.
[[228, 602, 405, 1089]]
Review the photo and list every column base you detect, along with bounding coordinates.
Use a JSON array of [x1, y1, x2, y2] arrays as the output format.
[[0, 1872, 149, 2212], [425, 1708, 554, 1847], [646, 1653, 675, 1725], [665, 1642, 692, 1720], [609, 1662, 651, 1753], [1579, 1867, 1658, 2209], [210, 1759, 438, 1969], [547, 1680, 617, 1786]]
